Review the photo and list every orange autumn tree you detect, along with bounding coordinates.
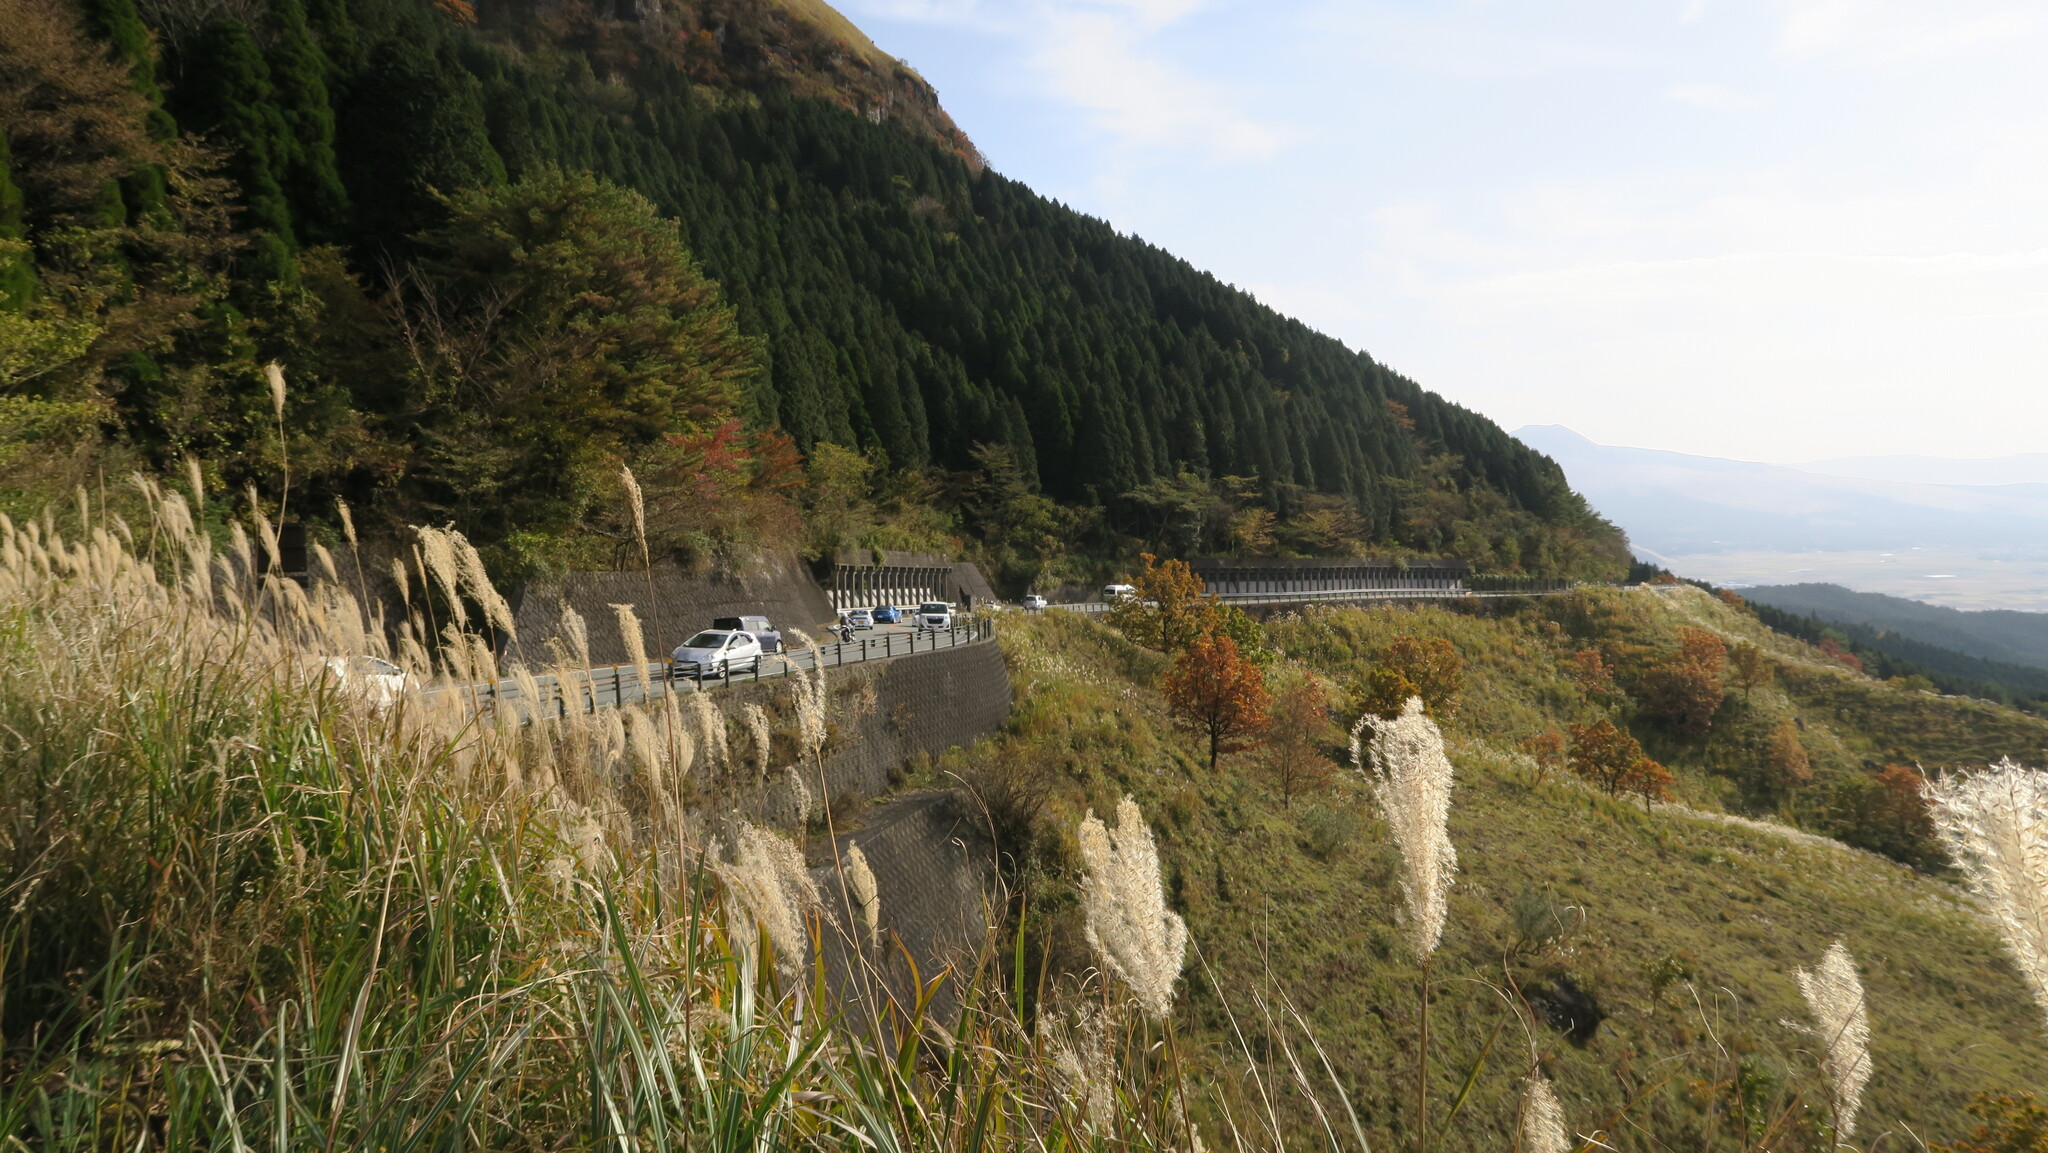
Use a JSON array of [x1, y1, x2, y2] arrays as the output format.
[[1110, 552, 1222, 653], [1568, 718, 1673, 809], [1164, 633, 1272, 772], [1641, 626, 1727, 735], [1358, 634, 1464, 719]]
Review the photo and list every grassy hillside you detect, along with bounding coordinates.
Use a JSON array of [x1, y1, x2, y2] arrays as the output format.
[[942, 591, 2048, 1149], [5, 487, 2047, 1150]]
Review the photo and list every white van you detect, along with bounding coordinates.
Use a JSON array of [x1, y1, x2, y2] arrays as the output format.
[[1102, 583, 1137, 602]]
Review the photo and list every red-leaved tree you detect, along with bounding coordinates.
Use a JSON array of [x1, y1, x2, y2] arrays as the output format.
[[1164, 634, 1271, 773]]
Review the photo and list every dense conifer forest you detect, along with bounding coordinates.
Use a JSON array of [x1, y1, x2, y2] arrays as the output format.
[[1, 0, 1628, 584]]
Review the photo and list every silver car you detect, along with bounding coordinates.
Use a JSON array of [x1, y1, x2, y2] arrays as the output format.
[[917, 601, 954, 629], [324, 655, 411, 708], [670, 629, 763, 676]]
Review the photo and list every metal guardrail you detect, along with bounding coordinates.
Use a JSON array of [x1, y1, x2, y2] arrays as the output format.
[[455, 617, 995, 723], [1048, 583, 1583, 615]]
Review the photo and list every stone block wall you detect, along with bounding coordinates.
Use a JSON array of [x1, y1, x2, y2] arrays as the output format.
[[510, 555, 838, 665]]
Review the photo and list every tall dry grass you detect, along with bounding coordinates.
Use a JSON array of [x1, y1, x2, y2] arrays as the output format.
[[0, 492, 1317, 1152]]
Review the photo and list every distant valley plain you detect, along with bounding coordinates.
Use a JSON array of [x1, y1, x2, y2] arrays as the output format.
[[1517, 426, 2048, 610]]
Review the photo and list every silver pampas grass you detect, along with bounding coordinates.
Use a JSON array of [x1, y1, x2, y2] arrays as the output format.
[[1795, 941, 1872, 1139], [1924, 759, 2048, 1029], [1518, 1073, 1572, 1153], [1353, 697, 1457, 963], [713, 821, 822, 980], [846, 841, 881, 947], [1076, 796, 1187, 1021]]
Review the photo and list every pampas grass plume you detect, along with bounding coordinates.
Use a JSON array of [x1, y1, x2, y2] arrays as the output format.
[[1076, 795, 1187, 1021], [691, 692, 729, 774], [1353, 697, 1457, 962], [743, 702, 773, 779], [451, 529, 516, 641], [612, 603, 648, 701], [416, 527, 466, 628], [1519, 1073, 1571, 1153], [1795, 941, 1872, 1139], [846, 841, 880, 947], [714, 822, 821, 979], [621, 465, 647, 558], [1925, 760, 2048, 1028], [264, 362, 287, 423]]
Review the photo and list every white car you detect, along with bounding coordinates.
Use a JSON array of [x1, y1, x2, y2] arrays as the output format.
[[917, 601, 954, 629], [1022, 594, 1048, 611], [670, 629, 764, 676], [1102, 583, 1137, 602], [841, 608, 874, 630], [324, 655, 411, 708]]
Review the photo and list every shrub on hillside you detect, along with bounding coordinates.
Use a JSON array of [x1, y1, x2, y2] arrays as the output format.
[[1639, 626, 1728, 735], [1257, 672, 1336, 808], [1764, 716, 1813, 797], [1567, 718, 1672, 808], [1827, 765, 1941, 869], [1933, 1091, 2048, 1153]]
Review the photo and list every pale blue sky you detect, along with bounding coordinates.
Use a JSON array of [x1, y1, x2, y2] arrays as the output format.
[[835, 0, 2048, 462]]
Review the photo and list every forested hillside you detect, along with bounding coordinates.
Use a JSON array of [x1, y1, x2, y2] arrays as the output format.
[[1747, 583, 2048, 672], [1, 0, 1627, 584]]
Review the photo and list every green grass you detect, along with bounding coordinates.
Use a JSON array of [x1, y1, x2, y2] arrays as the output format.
[[8, 496, 2047, 1151], [958, 600, 2048, 1150]]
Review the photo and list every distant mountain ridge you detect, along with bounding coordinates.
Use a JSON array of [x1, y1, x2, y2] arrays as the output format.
[[1743, 583, 2048, 673], [1513, 424, 2048, 555]]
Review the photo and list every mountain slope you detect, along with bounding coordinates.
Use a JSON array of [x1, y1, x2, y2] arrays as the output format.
[[1745, 583, 2048, 673], [973, 590, 2048, 1146], [2, 0, 1627, 580], [1515, 425, 2048, 556]]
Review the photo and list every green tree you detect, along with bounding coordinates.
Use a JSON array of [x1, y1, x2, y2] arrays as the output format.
[[262, 0, 349, 241], [180, 18, 298, 280], [0, 130, 34, 310], [1729, 641, 1771, 702], [965, 441, 1062, 591], [397, 169, 756, 540]]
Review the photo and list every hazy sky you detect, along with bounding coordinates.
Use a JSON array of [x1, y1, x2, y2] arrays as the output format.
[[834, 0, 2048, 462]]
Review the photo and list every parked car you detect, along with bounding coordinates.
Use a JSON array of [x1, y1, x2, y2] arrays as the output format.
[[1022, 593, 1048, 611], [324, 655, 411, 708], [871, 604, 900, 624], [917, 601, 954, 630], [841, 608, 874, 630], [1102, 583, 1137, 602], [712, 615, 783, 653], [670, 629, 764, 676]]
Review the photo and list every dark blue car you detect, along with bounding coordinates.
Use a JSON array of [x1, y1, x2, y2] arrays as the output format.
[[870, 604, 900, 624]]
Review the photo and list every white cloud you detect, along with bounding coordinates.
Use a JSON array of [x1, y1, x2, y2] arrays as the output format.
[[1773, 0, 2043, 63], [839, 0, 2048, 460], [842, 0, 1295, 161], [1665, 82, 1761, 110]]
